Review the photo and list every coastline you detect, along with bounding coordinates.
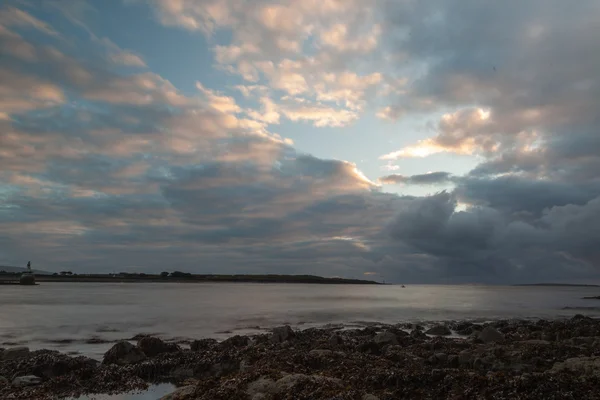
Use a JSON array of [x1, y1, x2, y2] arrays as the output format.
[[2, 316, 600, 399], [0, 274, 381, 285]]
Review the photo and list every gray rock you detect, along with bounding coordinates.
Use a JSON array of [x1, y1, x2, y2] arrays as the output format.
[[0, 376, 8, 387], [411, 329, 427, 339], [160, 385, 196, 400], [1, 346, 29, 361], [328, 333, 343, 346], [240, 359, 251, 372], [270, 325, 295, 343], [362, 394, 380, 400], [425, 325, 451, 336], [247, 377, 278, 396], [374, 331, 398, 346], [309, 349, 333, 357], [478, 326, 504, 343], [12, 375, 42, 387], [252, 394, 268, 400], [247, 374, 342, 397], [103, 341, 146, 365], [435, 353, 448, 363]]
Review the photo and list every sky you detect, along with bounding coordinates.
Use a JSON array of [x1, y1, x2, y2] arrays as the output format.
[[1, 0, 600, 283]]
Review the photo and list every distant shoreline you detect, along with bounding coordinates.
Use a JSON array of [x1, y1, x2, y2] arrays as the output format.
[[0, 273, 380, 285], [513, 283, 600, 287]]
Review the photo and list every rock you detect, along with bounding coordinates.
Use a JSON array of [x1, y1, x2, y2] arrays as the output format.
[[569, 337, 595, 346], [221, 335, 250, 348], [357, 341, 381, 355], [270, 325, 295, 343], [12, 375, 42, 387], [170, 367, 194, 380], [309, 349, 333, 357], [550, 357, 600, 376], [448, 355, 459, 367], [247, 374, 342, 397], [411, 329, 427, 339], [160, 385, 196, 400], [276, 373, 341, 392], [190, 338, 217, 352], [425, 325, 451, 336], [0, 376, 8, 387], [374, 331, 398, 346], [435, 353, 448, 363], [459, 350, 473, 366], [362, 394, 380, 400], [102, 341, 146, 365], [210, 359, 239, 377], [1, 346, 29, 361], [431, 368, 445, 380], [236, 359, 248, 372], [137, 336, 179, 357], [478, 326, 504, 343], [328, 333, 343, 346], [247, 377, 278, 396]]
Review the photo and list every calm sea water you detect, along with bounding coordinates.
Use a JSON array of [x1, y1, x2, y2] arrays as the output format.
[[1, 282, 599, 358]]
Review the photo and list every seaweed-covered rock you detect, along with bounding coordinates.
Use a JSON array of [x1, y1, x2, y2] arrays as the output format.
[[270, 326, 295, 343], [425, 325, 451, 336], [478, 326, 504, 343], [12, 375, 42, 387], [103, 341, 146, 365], [374, 331, 398, 346], [137, 337, 180, 357], [1, 346, 29, 361]]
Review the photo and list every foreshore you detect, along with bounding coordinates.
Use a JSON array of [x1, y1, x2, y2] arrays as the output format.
[[2, 316, 600, 399]]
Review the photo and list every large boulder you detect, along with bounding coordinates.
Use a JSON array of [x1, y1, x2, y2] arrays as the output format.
[[220, 335, 250, 348], [103, 341, 146, 365], [478, 326, 504, 343], [1, 346, 29, 361], [374, 331, 398, 346], [270, 326, 295, 343], [425, 325, 451, 336], [137, 337, 179, 357]]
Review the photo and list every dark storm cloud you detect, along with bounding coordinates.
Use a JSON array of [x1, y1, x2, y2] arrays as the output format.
[[373, 0, 600, 282]]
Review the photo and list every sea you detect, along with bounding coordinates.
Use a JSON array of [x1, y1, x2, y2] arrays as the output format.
[[1, 282, 599, 359]]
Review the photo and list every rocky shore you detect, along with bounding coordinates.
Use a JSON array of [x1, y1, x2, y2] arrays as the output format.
[[2, 316, 600, 399]]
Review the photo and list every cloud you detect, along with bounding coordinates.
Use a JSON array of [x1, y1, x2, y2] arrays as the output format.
[[3, 1, 600, 284], [143, 0, 388, 128], [0, 6, 59, 36], [380, 172, 454, 185]]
